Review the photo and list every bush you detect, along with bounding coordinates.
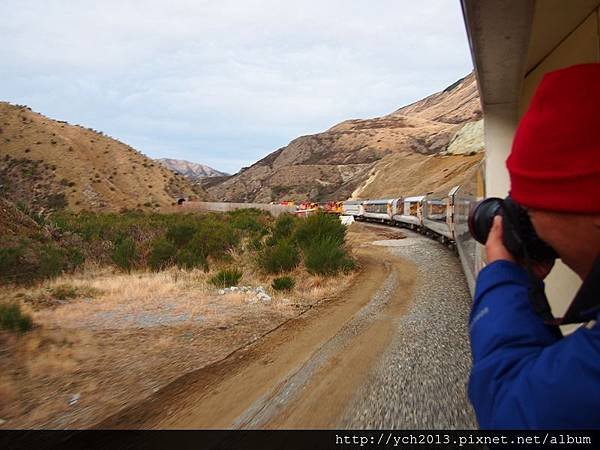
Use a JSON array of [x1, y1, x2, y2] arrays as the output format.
[[248, 236, 264, 251], [39, 245, 65, 278], [0, 240, 82, 285], [303, 236, 354, 276], [228, 209, 268, 236], [271, 276, 295, 291], [112, 237, 137, 272], [294, 212, 346, 250], [176, 248, 208, 271], [210, 268, 242, 288], [0, 245, 24, 282], [258, 238, 300, 274], [187, 219, 239, 260], [268, 214, 297, 245], [64, 247, 84, 271], [50, 211, 247, 273], [166, 223, 198, 247], [0, 303, 33, 332], [149, 238, 177, 271]]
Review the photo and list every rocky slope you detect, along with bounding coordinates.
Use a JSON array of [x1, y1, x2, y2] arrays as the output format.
[[157, 158, 229, 180], [208, 73, 483, 202], [0, 102, 208, 213]]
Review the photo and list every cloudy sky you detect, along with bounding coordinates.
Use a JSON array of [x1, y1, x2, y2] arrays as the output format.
[[0, 0, 473, 173]]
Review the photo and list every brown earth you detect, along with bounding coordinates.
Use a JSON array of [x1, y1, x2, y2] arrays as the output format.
[[354, 152, 483, 199], [0, 263, 355, 429], [96, 223, 416, 429], [0, 223, 416, 429], [208, 73, 483, 203], [0, 102, 207, 213]]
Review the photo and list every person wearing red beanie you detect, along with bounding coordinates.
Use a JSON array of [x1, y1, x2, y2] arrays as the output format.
[[468, 63, 600, 429], [507, 63, 600, 214]]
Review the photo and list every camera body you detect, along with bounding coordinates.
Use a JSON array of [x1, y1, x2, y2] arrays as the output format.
[[468, 196, 558, 262]]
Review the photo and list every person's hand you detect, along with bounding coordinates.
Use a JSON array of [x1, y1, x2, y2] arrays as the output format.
[[485, 215, 555, 279], [485, 215, 514, 264]]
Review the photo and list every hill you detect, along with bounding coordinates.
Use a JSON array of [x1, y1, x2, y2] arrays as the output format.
[[208, 73, 484, 202], [0, 102, 208, 213], [157, 158, 229, 180]]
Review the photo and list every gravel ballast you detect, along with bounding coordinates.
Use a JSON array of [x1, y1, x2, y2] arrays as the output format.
[[340, 228, 478, 429]]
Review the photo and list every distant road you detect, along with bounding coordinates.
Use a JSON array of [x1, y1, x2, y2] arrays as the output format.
[[98, 223, 475, 429]]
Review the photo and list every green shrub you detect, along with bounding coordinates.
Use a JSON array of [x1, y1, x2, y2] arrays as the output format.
[[0, 245, 24, 282], [149, 238, 177, 271], [303, 236, 354, 276], [166, 223, 198, 247], [210, 268, 243, 288], [39, 245, 65, 278], [228, 209, 268, 235], [1, 241, 82, 285], [187, 219, 239, 260], [258, 238, 300, 274], [52, 210, 150, 243], [176, 248, 208, 271], [249, 236, 264, 251], [0, 303, 33, 332], [271, 276, 295, 291], [268, 214, 297, 245], [294, 212, 346, 250], [112, 237, 137, 272]]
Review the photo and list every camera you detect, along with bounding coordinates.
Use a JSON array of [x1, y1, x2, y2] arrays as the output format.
[[468, 196, 558, 262]]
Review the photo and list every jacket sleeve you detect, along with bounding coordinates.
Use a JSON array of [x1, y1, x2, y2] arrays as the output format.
[[467, 260, 599, 428]]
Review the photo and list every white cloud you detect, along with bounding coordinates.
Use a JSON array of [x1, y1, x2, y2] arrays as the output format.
[[0, 0, 472, 173]]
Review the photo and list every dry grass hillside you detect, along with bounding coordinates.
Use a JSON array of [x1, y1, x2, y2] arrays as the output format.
[[353, 151, 483, 199], [0, 102, 207, 213], [208, 73, 483, 203]]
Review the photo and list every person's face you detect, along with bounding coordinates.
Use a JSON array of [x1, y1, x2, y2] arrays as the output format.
[[528, 209, 600, 279]]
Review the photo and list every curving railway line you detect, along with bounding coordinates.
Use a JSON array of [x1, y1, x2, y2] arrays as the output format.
[[341, 163, 485, 295]]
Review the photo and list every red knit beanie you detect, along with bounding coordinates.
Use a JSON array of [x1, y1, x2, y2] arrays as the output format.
[[507, 63, 600, 213]]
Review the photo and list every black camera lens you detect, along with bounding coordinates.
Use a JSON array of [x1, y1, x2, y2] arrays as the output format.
[[468, 197, 503, 245], [502, 197, 559, 262], [468, 196, 558, 262]]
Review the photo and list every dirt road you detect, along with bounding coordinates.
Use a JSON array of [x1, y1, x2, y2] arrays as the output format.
[[97, 223, 476, 429], [98, 223, 417, 429]]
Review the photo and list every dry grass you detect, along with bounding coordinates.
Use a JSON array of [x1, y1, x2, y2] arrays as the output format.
[[3, 258, 356, 332], [0, 254, 358, 428], [353, 151, 483, 199], [0, 101, 207, 212]]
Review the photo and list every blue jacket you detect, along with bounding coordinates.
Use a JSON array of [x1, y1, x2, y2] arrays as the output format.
[[469, 260, 600, 429]]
